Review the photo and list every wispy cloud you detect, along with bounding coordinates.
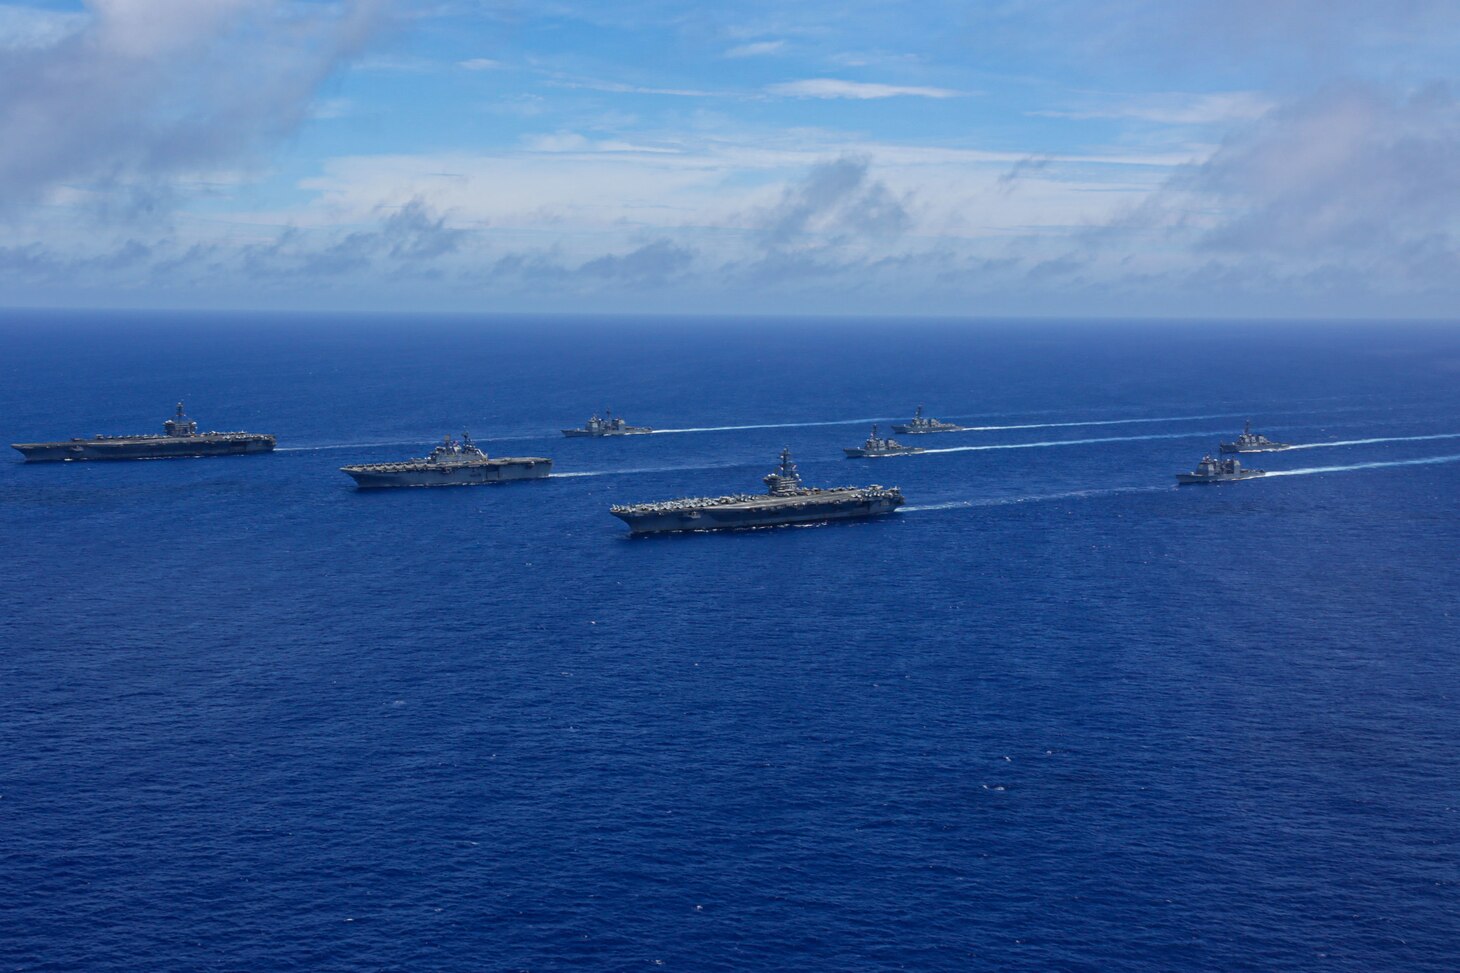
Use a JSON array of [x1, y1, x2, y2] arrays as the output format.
[[766, 79, 961, 100], [1035, 91, 1274, 125], [546, 77, 720, 98], [0, 4, 87, 50], [724, 40, 785, 58], [459, 57, 502, 71]]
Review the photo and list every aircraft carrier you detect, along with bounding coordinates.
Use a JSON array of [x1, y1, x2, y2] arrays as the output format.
[[610, 448, 903, 534], [341, 433, 551, 488], [11, 402, 275, 462]]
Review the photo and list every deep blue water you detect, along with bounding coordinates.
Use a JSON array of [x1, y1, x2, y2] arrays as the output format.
[[2, 312, 1459, 972]]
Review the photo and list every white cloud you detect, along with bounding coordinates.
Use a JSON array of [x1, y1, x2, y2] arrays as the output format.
[[459, 57, 502, 70], [0, 0, 388, 212], [766, 79, 961, 100]]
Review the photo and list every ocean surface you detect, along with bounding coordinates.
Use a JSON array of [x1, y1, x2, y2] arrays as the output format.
[[2, 312, 1458, 972]]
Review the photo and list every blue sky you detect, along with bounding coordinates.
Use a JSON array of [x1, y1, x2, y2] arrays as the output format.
[[1, 0, 1458, 316]]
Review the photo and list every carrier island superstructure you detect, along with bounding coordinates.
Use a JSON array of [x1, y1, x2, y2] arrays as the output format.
[[341, 433, 551, 488], [610, 448, 903, 534], [10, 402, 274, 462]]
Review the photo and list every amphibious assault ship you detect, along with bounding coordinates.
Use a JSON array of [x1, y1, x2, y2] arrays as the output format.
[[1220, 420, 1292, 454], [610, 448, 903, 534], [1176, 454, 1267, 484], [11, 402, 275, 462], [843, 425, 926, 458], [562, 411, 652, 437], [891, 405, 965, 435], [340, 433, 551, 488]]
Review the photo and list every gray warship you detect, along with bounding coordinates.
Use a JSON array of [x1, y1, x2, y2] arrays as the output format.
[[890, 405, 965, 435], [1220, 420, 1292, 454], [562, 411, 652, 437], [1176, 454, 1267, 484], [10, 402, 275, 462], [843, 425, 926, 458], [340, 433, 551, 488], [610, 448, 903, 534]]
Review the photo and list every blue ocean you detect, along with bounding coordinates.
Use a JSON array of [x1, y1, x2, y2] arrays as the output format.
[[3, 313, 1458, 972]]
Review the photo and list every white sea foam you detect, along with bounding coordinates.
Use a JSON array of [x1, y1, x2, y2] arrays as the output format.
[[962, 412, 1244, 433], [653, 417, 890, 434], [1285, 432, 1460, 450], [919, 429, 1227, 455], [902, 485, 1170, 512], [276, 440, 423, 452], [553, 462, 747, 479], [1265, 454, 1460, 477]]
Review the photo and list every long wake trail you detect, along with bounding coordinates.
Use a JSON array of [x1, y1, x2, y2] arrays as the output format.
[[1266, 453, 1460, 477], [1286, 432, 1460, 450], [962, 411, 1244, 433], [553, 460, 753, 479], [903, 485, 1170, 512], [920, 429, 1228, 454], [277, 440, 424, 452], [652, 417, 892, 434], [904, 452, 1460, 514]]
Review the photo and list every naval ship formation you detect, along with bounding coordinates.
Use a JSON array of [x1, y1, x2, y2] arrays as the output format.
[[610, 448, 903, 534], [10, 403, 274, 462], [12, 401, 1326, 527], [340, 433, 550, 488]]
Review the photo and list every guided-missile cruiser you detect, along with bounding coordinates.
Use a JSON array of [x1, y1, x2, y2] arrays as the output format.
[[340, 433, 551, 488], [10, 402, 275, 462], [843, 425, 926, 458], [1219, 420, 1292, 454], [562, 411, 652, 437], [610, 448, 904, 534], [1176, 454, 1267, 484], [890, 405, 965, 435]]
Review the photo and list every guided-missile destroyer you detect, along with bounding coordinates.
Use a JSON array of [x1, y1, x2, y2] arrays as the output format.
[[10, 402, 274, 462], [890, 405, 965, 435], [1176, 454, 1267, 484], [1220, 420, 1292, 454], [610, 448, 903, 534], [843, 425, 926, 458], [340, 433, 551, 488], [562, 411, 652, 437]]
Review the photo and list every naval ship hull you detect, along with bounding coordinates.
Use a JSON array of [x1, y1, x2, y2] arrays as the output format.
[[343, 458, 551, 488], [12, 435, 275, 462], [561, 428, 651, 437], [1176, 471, 1268, 484], [843, 447, 924, 458], [1219, 444, 1293, 454], [889, 424, 963, 435], [613, 494, 902, 534]]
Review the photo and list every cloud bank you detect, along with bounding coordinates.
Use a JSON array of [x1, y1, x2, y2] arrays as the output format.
[[0, 0, 387, 212]]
